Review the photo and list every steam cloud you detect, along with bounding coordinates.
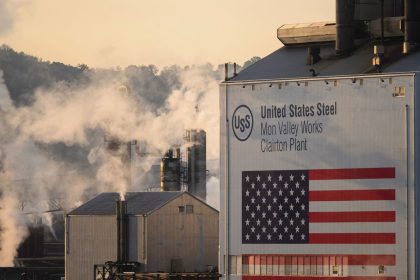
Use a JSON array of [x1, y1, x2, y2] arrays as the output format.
[[0, 64, 221, 265]]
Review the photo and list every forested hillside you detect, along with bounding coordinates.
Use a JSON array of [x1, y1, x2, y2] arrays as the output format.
[[0, 44, 260, 108]]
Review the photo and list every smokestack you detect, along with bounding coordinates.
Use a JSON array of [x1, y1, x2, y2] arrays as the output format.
[[116, 199, 127, 263], [335, 0, 355, 56], [403, 0, 420, 53]]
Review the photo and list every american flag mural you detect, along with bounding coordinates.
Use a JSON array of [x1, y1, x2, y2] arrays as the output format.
[[241, 167, 398, 280]]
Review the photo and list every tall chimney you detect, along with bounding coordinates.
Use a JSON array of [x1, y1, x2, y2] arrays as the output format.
[[403, 0, 420, 53], [336, 0, 355, 56], [116, 199, 127, 263]]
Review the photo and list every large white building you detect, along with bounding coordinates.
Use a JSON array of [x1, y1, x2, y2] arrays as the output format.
[[219, 1, 420, 279]]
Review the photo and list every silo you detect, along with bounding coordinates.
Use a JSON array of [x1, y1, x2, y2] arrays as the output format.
[[185, 129, 206, 200], [160, 148, 181, 192]]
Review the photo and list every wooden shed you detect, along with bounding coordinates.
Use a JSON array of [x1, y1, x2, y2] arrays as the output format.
[[65, 191, 218, 280]]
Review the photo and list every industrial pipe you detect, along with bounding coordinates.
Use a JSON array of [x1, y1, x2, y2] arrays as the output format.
[[116, 199, 127, 263], [404, 0, 420, 53], [335, 0, 355, 55]]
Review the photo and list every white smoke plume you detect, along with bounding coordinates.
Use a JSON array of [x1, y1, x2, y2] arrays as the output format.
[[0, 190, 28, 266], [0, 64, 221, 264]]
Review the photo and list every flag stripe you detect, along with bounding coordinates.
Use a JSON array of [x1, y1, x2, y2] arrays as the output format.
[[308, 168, 395, 180], [309, 211, 395, 223], [310, 201, 394, 212], [310, 222, 395, 233], [309, 189, 395, 201], [309, 233, 395, 244], [242, 255, 395, 265], [243, 277, 395, 280]]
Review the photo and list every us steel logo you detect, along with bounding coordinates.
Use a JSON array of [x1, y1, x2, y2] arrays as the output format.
[[232, 105, 253, 141]]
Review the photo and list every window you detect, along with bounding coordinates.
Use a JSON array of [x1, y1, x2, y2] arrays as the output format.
[[178, 205, 193, 214], [229, 255, 242, 275], [186, 205, 193, 213], [242, 256, 249, 275], [241, 255, 347, 277]]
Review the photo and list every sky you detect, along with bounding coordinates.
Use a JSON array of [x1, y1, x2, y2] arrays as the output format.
[[0, 0, 335, 68]]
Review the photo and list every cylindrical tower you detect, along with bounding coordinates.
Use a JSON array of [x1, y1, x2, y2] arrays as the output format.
[[185, 129, 206, 201], [160, 148, 181, 192]]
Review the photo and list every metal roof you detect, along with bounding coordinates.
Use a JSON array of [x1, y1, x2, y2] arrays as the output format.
[[228, 41, 420, 82], [68, 192, 183, 215], [383, 50, 420, 72]]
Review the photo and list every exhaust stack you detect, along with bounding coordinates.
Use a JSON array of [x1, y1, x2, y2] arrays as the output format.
[[404, 0, 420, 53], [116, 199, 127, 263], [335, 0, 355, 55]]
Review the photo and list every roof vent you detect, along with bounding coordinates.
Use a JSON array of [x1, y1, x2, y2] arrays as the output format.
[[307, 47, 321, 65]]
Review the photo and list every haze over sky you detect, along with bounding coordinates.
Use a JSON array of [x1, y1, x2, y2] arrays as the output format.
[[0, 0, 335, 68]]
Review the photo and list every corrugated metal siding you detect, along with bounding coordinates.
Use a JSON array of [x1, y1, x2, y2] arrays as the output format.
[[65, 215, 117, 280], [136, 215, 147, 269], [146, 193, 219, 272], [128, 216, 138, 262]]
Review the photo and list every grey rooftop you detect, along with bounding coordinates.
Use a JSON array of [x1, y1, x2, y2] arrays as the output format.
[[228, 42, 420, 82], [68, 192, 183, 215]]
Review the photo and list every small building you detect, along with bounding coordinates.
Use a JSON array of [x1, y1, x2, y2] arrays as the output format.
[[65, 191, 218, 280]]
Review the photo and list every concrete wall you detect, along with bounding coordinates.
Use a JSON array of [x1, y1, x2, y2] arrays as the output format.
[[65, 215, 116, 280], [145, 193, 219, 272]]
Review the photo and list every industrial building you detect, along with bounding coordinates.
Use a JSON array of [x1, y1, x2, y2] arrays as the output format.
[[0, 127, 209, 280], [160, 129, 207, 201], [65, 191, 218, 280], [106, 128, 208, 201], [220, 0, 420, 279]]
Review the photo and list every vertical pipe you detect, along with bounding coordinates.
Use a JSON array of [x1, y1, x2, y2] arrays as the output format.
[[224, 63, 229, 81], [224, 86, 230, 279], [116, 199, 127, 263], [404, 0, 420, 53], [381, 0, 385, 46], [335, 0, 355, 55], [141, 215, 146, 262], [405, 104, 412, 280]]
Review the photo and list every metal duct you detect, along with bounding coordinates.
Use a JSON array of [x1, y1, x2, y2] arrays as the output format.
[[116, 199, 127, 263], [336, 0, 356, 55], [404, 0, 420, 53]]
